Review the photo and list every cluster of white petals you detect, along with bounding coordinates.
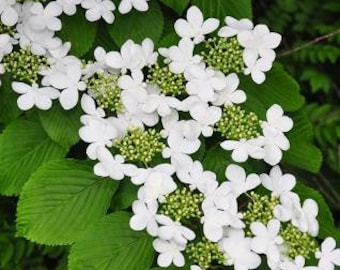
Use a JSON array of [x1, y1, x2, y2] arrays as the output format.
[[2, 3, 340, 270]]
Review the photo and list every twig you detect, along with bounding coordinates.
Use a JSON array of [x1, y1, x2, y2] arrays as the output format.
[[279, 28, 340, 57]]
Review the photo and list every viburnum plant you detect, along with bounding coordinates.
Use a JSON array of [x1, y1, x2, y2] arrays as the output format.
[[0, 0, 339, 270]]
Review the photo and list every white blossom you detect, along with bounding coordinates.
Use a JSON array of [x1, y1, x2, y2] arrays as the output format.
[[280, 256, 319, 270], [56, 0, 82, 16], [243, 49, 273, 84], [157, 215, 195, 245], [315, 237, 340, 270], [174, 5, 219, 44], [153, 239, 185, 267], [0, 0, 19, 26], [220, 137, 265, 162], [29, 2, 63, 32], [93, 147, 137, 180], [81, 0, 115, 23], [130, 199, 159, 236], [260, 165, 296, 197], [225, 164, 261, 198], [118, 0, 150, 14], [218, 16, 254, 38], [12, 82, 59, 111], [159, 38, 201, 74], [131, 163, 175, 185]]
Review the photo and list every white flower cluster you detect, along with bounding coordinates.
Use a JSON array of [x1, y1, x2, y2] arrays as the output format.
[[0, 0, 150, 88], [2, 3, 340, 270]]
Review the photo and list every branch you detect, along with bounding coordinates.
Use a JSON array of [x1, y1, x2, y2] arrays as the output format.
[[279, 28, 340, 57]]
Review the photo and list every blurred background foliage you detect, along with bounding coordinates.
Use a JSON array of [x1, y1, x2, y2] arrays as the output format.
[[0, 0, 339, 268]]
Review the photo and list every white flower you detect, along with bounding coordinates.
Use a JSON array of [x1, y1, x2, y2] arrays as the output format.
[[79, 118, 118, 159], [159, 38, 201, 74], [201, 207, 232, 242], [238, 24, 282, 62], [12, 82, 59, 111], [260, 165, 296, 197], [0, 33, 13, 60], [274, 194, 319, 236], [56, 0, 82, 16], [189, 104, 222, 137], [250, 219, 284, 264], [118, 0, 150, 14], [47, 41, 71, 61], [162, 129, 201, 159], [218, 16, 254, 38], [220, 229, 261, 270], [220, 137, 265, 162], [262, 126, 289, 166], [243, 49, 273, 84], [191, 266, 202, 270], [48, 62, 86, 110], [131, 163, 175, 185], [176, 160, 218, 194], [81, 0, 115, 23], [93, 147, 137, 180], [185, 65, 226, 102], [264, 104, 293, 133], [137, 171, 177, 203], [225, 164, 261, 198], [142, 90, 181, 117], [174, 6, 219, 44], [0, 0, 19, 26], [139, 38, 158, 67], [281, 256, 319, 270], [80, 94, 105, 123], [118, 70, 147, 95], [29, 2, 63, 31], [153, 239, 185, 267], [106, 39, 143, 73], [157, 215, 195, 245], [315, 237, 340, 270], [130, 199, 158, 236], [213, 73, 246, 106]]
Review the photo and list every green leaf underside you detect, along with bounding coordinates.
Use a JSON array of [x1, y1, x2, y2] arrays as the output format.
[[108, 1, 164, 47], [39, 103, 82, 150], [160, 0, 189, 15], [110, 179, 138, 211], [294, 182, 340, 241], [191, 0, 253, 20], [68, 212, 154, 270], [16, 159, 118, 245], [58, 11, 98, 57], [0, 75, 21, 125], [0, 117, 66, 196], [283, 112, 322, 173]]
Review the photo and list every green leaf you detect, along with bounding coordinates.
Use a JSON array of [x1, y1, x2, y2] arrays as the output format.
[[39, 103, 82, 150], [294, 181, 340, 241], [191, 0, 252, 20], [58, 12, 97, 57], [240, 64, 305, 113], [108, 1, 164, 47], [16, 159, 118, 245], [0, 75, 21, 125], [0, 116, 67, 196], [68, 212, 154, 270], [160, 0, 189, 15], [111, 179, 138, 211], [283, 111, 322, 173]]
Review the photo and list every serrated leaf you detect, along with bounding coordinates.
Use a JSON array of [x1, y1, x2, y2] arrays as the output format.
[[0, 75, 21, 125], [294, 182, 340, 241], [240, 64, 305, 113], [39, 103, 82, 150], [108, 1, 164, 47], [160, 0, 189, 15], [16, 159, 118, 245], [111, 179, 138, 211], [0, 116, 67, 195], [58, 12, 97, 57], [68, 212, 154, 270], [191, 0, 252, 20]]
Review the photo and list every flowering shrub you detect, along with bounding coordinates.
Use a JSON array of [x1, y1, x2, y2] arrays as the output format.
[[0, 0, 339, 270]]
